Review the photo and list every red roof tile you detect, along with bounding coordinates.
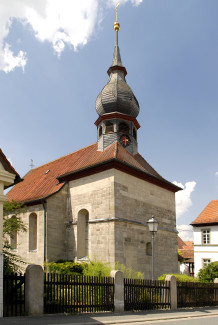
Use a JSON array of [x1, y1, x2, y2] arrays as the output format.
[[191, 200, 218, 225], [178, 236, 194, 261], [178, 236, 186, 250], [7, 142, 179, 204]]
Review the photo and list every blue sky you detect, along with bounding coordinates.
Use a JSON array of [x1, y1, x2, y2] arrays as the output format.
[[1, 0, 218, 241]]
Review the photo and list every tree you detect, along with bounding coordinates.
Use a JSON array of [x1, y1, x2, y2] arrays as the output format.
[[3, 200, 27, 273], [198, 261, 218, 283]]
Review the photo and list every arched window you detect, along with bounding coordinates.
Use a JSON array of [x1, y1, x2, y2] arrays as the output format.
[[118, 122, 129, 134], [146, 242, 152, 256], [133, 128, 137, 140], [77, 209, 89, 259], [29, 213, 37, 251], [10, 216, 17, 250], [105, 121, 114, 134], [99, 126, 102, 137]]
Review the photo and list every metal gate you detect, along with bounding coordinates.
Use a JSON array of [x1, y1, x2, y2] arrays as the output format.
[[3, 273, 25, 317]]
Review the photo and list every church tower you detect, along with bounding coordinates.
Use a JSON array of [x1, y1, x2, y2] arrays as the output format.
[[95, 12, 140, 156]]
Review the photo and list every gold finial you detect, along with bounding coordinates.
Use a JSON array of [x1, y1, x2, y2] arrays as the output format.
[[114, 2, 120, 31]]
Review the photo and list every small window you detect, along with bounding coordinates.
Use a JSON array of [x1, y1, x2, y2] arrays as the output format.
[[202, 259, 211, 268], [202, 230, 210, 245], [118, 122, 129, 134], [105, 122, 114, 133], [99, 126, 102, 137], [133, 128, 137, 140], [29, 213, 37, 251]]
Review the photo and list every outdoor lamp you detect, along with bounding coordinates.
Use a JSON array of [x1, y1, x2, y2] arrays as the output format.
[[147, 216, 159, 281], [147, 216, 159, 233]]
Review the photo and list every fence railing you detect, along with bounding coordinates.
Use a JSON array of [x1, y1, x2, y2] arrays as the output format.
[[177, 282, 218, 308], [124, 279, 170, 311], [44, 273, 114, 314], [3, 273, 25, 317]]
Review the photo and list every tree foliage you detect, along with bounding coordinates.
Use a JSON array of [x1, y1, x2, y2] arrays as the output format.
[[198, 261, 218, 283], [3, 200, 27, 273]]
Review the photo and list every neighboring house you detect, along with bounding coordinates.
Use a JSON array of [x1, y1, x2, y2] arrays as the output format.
[[0, 149, 21, 317], [178, 236, 194, 277], [191, 200, 218, 277], [7, 20, 181, 279]]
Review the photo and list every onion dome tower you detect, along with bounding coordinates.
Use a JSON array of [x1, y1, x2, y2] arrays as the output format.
[[95, 7, 140, 155]]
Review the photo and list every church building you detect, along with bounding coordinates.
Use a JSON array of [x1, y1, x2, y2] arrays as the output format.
[[7, 17, 180, 278]]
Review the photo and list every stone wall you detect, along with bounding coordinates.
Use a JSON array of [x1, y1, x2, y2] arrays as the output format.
[[67, 168, 178, 277], [68, 170, 115, 264], [46, 186, 68, 261], [12, 204, 45, 267], [113, 169, 178, 277]]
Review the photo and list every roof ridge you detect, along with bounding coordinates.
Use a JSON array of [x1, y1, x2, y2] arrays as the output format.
[[28, 143, 97, 172]]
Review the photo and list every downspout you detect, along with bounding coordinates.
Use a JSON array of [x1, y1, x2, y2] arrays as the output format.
[[41, 199, 47, 270], [66, 181, 71, 260]]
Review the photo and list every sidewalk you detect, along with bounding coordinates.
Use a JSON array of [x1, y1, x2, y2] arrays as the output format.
[[1, 307, 218, 325]]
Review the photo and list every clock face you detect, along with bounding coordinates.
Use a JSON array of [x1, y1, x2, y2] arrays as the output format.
[[120, 135, 130, 147]]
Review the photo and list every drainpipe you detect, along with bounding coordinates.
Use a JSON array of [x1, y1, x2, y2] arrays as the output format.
[[66, 181, 71, 260], [41, 199, 47, 270]]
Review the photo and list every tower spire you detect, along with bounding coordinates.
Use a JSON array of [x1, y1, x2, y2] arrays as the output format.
[[111, 2, 124, 70], [95, 2, 140, 155], [114, 2, 120, 45]]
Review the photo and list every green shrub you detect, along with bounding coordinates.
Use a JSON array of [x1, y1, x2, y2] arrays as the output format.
[[198, 261, 218, 283], [83, 257, 111, 277], [45, 261, 87, 275], [158, 273, 199, 283], [115, 262, 144, 279]]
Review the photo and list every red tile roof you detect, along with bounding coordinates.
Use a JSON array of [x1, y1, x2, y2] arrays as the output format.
[[191, 200, 218, 225], [7, 142, 179, 204], [178, 236, 194, 262], [178, 236, 186, 250]]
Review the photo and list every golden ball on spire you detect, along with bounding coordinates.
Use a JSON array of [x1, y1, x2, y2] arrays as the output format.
[[114, 21, 120, 31]]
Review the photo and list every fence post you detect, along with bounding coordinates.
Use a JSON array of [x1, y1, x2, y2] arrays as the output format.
[[25, 264, 44, 316], [110, 270, 124, 312], [165, 275, 177, 310]]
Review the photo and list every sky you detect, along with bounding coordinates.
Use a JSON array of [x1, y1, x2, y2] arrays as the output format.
[[1, 0, 218, 241]]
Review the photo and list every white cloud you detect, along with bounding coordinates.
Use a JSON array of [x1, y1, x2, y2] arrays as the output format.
[[173, 181, 196, 218], [0, 0, 143, 72], [108, 0, 143, 7], [215, 171, 218, 176], [177, 224, 193, 242], [2, 43, 27, 73]]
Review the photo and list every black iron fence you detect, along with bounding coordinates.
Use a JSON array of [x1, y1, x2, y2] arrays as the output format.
[[3, 273, 25, 317], [124, 279, 170, 311], [44, 273, 114, 313], [177, 282, 218, 308]]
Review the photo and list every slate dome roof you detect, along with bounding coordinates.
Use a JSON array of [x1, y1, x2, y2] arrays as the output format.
[[95, 34, 139, 118]]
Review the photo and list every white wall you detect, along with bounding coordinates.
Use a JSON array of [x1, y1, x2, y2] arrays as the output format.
[[193, 225, 218, 276]]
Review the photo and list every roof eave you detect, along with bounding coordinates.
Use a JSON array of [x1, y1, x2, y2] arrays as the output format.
[[4, 176, 23, 190], [57, 158, 181, 193], [191, 222, 218, 227], [11, 182, 66, 207]]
